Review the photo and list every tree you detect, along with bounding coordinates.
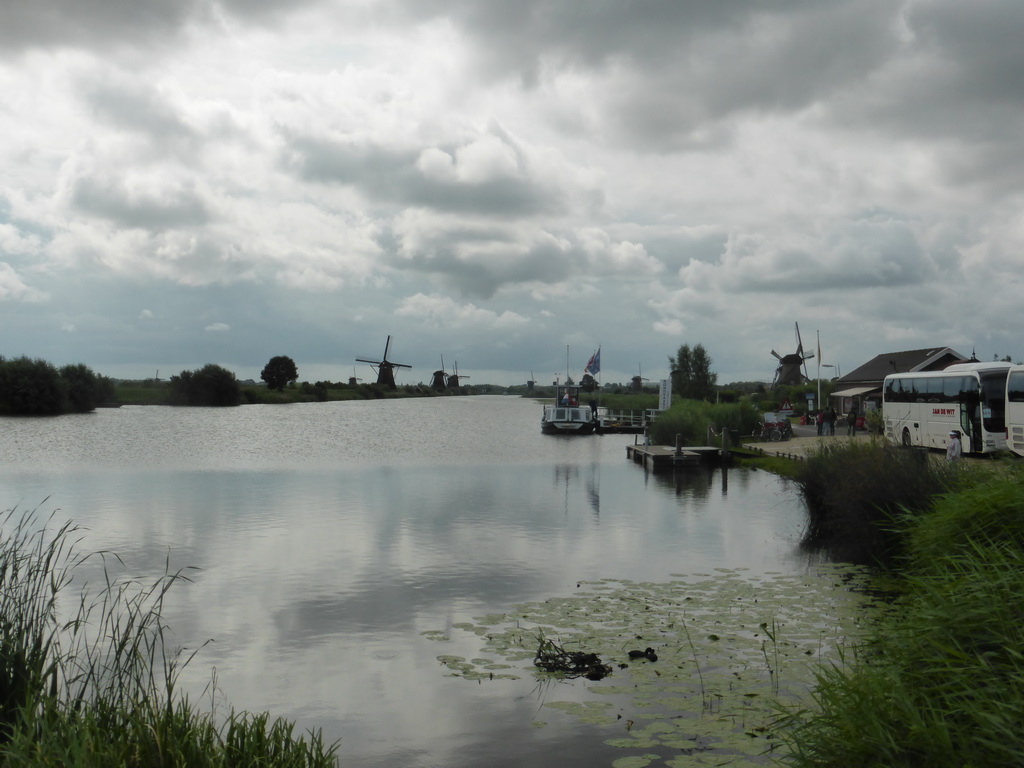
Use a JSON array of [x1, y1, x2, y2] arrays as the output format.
[[668, 343, 718, 401], [60, 363, 114, 412], [169, 364, 241, 406], [261, 356, 299, 392], [0, 356, 64, 415]]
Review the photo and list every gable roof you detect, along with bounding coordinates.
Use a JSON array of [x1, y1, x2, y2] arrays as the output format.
[[838, 347, 969, 387]]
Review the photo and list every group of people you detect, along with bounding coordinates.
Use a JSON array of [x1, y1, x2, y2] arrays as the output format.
[[815, 407, 859, 436]]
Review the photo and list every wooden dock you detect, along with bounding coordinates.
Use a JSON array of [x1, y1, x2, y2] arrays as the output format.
[[626, 443, 721, 470]]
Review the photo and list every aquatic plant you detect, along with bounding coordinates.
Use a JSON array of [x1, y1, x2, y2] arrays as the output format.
[[0, 505, 338, 767], [427, 566, 878, 766]]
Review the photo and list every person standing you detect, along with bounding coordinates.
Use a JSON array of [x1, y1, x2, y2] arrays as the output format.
[[946, 430, 962, 463], [816, 409, 824, 436], [846, 407, 857, 436]]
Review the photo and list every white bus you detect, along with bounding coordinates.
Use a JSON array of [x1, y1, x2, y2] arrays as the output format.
[[1005, 364, 1024, 457], [882, 362, 1012, 455]]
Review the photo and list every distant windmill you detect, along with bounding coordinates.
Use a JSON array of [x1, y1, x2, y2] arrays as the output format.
[[348, 366, 362, 387], [446, 361, 469, 391], [430, 356, 449, 391], [356, 335, 412, 390], [527, 370, 536, 392], [771, 322, 814, 387], [630, 363, 649, 393]]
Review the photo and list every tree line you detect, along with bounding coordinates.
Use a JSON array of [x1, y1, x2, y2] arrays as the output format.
[[0, 356, 116, 415], [0, 354, 307, 414]]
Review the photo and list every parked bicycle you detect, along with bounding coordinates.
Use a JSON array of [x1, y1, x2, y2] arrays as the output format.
[[754, 412, 793, 442]]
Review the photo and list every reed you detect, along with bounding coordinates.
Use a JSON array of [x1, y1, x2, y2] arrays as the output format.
[[779, 473, 1024, 767], [0, 506, 338, 767], [793, 439, 961, 566], [649, 399, 760, 446]]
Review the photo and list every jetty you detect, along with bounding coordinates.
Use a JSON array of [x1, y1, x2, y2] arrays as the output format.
[[626, 442, 723, 470]]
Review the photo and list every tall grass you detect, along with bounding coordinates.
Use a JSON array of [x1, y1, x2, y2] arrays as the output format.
[[793, 440, 962, 566], [0, 506, 338, 767], [780, 471, 1024, 767], [649, 399, 761, 446]]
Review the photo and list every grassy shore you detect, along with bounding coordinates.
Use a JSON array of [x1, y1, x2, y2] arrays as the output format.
[[0, 507, 338, 767], [776, 442, 1024, 767]]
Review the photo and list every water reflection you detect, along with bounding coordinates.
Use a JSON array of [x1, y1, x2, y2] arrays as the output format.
[[0, 397, 820, 768]]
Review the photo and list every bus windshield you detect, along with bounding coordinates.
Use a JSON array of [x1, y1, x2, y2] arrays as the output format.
[[981, 371, 1008, 431]]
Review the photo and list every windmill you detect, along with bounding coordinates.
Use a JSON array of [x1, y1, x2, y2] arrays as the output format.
[[771, 322, 814, 387], [430, 356, 449, 391], [446, 361, 469, 391], [356, 335, 411, 390], [348, 366, 362, 387], [630, 363, 649, 393], [527, 371, 536, 392]]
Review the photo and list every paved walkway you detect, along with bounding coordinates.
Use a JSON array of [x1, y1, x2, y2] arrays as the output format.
[[740, 431, 875, 459]]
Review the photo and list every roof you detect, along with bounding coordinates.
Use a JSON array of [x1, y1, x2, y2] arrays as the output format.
[[836, 347, 969, 387], [831, 386, 878, 398]]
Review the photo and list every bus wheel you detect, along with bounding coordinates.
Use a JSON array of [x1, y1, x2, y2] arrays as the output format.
[[902, 428, 912, 447]]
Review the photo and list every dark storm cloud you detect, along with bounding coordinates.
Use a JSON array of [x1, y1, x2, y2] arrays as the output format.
[[0, 0, 204, 52], [85, 82, 197, 143], [387, 225, 573, 299], [69, 177, 210, 230], [285, 136, 565, 218], [389, 0, 898, 146], [0, 0, 321, 53]]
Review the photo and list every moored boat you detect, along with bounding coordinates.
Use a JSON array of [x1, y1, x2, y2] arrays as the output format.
[[541, 385, 596, 435]]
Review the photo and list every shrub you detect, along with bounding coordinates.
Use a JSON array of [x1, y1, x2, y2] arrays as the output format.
[[0, 356, 65, 415], [169, 364, 242, 407]]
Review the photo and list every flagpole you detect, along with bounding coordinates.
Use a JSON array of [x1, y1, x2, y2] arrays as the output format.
[[816, 330, 821, 413]]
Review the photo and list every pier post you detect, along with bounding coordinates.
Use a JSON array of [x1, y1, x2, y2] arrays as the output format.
[[675, 433, 683, 455]]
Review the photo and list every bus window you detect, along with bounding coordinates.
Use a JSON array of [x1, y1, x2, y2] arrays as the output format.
[[1009, 370, 1024, 402], [944, 376, 965, 402]]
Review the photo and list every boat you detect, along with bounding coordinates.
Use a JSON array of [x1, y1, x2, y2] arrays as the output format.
[[541, 385, 597, 435]]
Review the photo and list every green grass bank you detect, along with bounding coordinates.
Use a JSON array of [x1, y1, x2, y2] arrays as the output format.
[[777, 442, 1024, 768], [0, 508, 338, 767]]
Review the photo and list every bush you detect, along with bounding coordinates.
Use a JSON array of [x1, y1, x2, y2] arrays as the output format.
[[0, 356, 65, 415], [59, 363, 116, 412], [169, 364, 242, 407]]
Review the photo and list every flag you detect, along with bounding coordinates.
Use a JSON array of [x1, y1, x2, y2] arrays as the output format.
[[584, 347, 601, 376], [817, 332, 822, 363]]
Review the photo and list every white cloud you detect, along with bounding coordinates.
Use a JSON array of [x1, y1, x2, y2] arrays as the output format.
[[0, 262, 47, 302], [1, 1, 1023, 384], [205, 322, 231, 332], [394, 293, 529, 330]]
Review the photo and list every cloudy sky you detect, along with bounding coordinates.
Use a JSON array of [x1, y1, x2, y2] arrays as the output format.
[[2, 1, 1022, 387]]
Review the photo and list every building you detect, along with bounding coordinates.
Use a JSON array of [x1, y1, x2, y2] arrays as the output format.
[[831, 346, 971, 414]]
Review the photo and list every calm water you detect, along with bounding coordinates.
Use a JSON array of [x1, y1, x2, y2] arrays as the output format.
[[0, 396, 818, 766]]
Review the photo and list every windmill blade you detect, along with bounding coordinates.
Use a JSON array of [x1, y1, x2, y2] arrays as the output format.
[[382, 335, 392, 362], [355, 357, 381, 365], [771, 350, 782, 360]]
